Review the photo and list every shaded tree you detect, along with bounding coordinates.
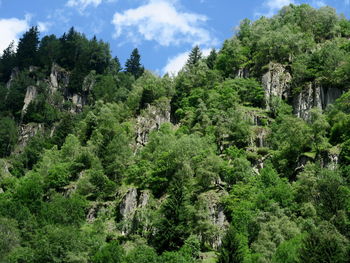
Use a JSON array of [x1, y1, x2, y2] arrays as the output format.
[[16, 26, 40, 69], [125, 48, 144, 79]]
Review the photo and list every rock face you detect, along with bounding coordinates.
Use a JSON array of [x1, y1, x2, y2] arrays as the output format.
[[49, 63, 69, 93], [262, 62, 343, 119], [16, 123, 44, 151], [136, 100, 171, 147], [237, 68, 249, 78], [293, 82, 343, 119], [118, 188, 153, 236], [262, 63, 292, 109], [196, 190, 229, 249], [49, 63, 92, 113], [6, 68, 19, 90], [21, 86, 38, 116]]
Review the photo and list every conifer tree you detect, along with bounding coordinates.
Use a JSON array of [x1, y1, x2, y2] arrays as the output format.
[[0, 41, 16, 82], [125, 48, 144, 79], [206, 48, 217, 69], [16, 26, 40, 69], [186, 45, 202, 67]]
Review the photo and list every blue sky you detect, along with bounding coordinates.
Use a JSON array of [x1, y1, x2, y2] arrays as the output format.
[[0, 0, 349, 75]]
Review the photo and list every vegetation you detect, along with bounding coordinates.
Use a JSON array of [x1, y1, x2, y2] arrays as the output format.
[[0, 4, 350, 262]]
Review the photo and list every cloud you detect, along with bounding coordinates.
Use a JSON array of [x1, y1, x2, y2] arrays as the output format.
[[67, 0, 102, 9], [38, 21, 52, 32], [345, 0, 349, 5], [162, 48, 211, 75], [311, 0, 326, 7], [265, 0, 294, 10], [112, 0, 217, 47], [0, 17, 29, 54], [66, 0, 117, 13], [258, 0, 295, 17]]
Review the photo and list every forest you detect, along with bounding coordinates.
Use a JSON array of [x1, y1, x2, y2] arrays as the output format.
[[0, 3, 350, 262]]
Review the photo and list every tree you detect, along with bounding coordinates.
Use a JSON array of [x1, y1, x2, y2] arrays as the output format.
[[16, 26, 40, 68], [186, 46, 202, 67], [93, 241, 124, 263], [38, 34, 61, 70], [0, 217, 21, 261], [300, 222, 349, 263], [0, 41, 16, 82], [205, 48, 217, 69], [125, 48, 144, 79], [218, 226, 250, 263], [0, 117, 18, 157]]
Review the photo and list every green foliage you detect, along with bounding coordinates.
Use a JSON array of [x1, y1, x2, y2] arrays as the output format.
[[300, 222, 349, 263], [3, 70, 35, 119], [32, 225, 89, 263], [218, 226, 250, 263], [124, 245, 159, 263], [0, 117, 18, 157], [40, 194, 87, 226], [186, 46, 202, 67], [0, 217, 21, 261], [93, 241, 124, 263], [16, 26, 40, 69], [0, 4, 350, 263], [0, 41, 16, 82]]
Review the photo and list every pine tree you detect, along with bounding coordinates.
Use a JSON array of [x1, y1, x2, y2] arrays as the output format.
[[125, 48, 144, 79], [206, 48, 217, 69], [186, 45, 202, 67], [16, 26, 40, 69], [0, 41, 16, 82]]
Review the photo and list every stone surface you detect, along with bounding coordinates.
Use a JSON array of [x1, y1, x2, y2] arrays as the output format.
[[196, 190, 229, 249], [49, 63, 69, 93], [293, 82, 343, 120], [6, 68, 19, 90], [21, 85, 38, 116], [136, 100, 171, 147], [16, 123, 44, 151], [262, 63, 292, 110], [237, 68, 249, 78], [118, 188, 154, 236]]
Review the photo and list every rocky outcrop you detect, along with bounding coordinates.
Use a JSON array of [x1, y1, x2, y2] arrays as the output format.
[[319, 146, 340, 170], [49, 63, 69, 93], [118, 188, 153, 236], [21, 86, 38, 116], [237, 68, 249, 78], [48, 63, 93, 113], [293, 82, 322, 119], [262, 62, 343, 119], [262, 63, 292, 109], [293, 82, 343, 119], [6, 68, 19, 90], [196, 190, 229, 249], [252, 127, 269, 148], [136, 99, 171, 147], [70, 94, 87, 113], [16, 123, 44, 151]]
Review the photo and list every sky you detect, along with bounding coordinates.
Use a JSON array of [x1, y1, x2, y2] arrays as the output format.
[[0, 0, 349, 75]]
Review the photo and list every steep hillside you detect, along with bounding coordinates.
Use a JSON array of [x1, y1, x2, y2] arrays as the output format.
[[1, 4, 350, 263]]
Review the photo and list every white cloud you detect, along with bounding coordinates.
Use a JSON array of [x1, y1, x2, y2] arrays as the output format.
[[38, 21, 51, 32], [66, 0, 116, 13], [67, 0, 102, 9], [311, 0, 326, 7], [258, 0, 295, 17], [0, 17, 29, 54], [112, 0, 217, 47], [265, 0, 294, 10], [162, 48, 211, 75]]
